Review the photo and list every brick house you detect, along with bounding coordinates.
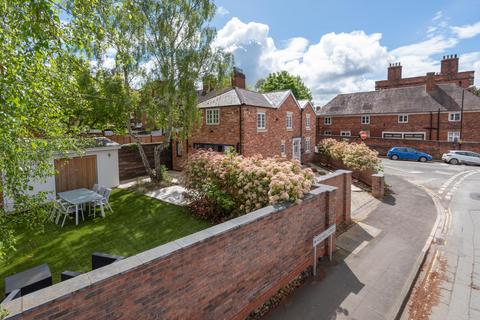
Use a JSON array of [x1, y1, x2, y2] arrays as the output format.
[[317, 56, 480, 146], [172, 69, 316, 170], [375, 55, 474, 90]]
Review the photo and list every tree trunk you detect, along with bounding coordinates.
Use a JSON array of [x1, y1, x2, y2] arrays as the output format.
[[153, 144, 164, 181], [126, 119, 159, 182]]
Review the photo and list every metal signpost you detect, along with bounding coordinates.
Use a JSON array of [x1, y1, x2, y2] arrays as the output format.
[[312, 224, 336, 276]]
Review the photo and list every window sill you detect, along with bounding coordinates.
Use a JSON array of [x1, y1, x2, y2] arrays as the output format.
[[305, 127, 311, 131], [281, 153, 286, 158], [257, 129, 267, 133], [206, 123, 219, 126], [286, 128, 293, 131]]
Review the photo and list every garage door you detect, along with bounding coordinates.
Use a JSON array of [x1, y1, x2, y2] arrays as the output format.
[[55, 155, 98, 193]]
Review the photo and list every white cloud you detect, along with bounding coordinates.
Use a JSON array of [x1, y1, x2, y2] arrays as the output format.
[[215, 14, 480, 105], [451, 21, 480, 39], [459, 52, 480, 86], [216, 6, 229, 16]]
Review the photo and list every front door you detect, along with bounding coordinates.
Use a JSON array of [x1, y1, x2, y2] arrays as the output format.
[[292, 138, 301, 161]]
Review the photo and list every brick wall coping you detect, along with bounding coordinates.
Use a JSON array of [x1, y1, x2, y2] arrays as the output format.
[[315, 169, 353, 183], [2, 183, 338, 318], [372, 173, 384, 178]]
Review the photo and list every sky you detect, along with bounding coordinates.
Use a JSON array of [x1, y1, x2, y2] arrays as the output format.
[[210, 0, 480, 105]]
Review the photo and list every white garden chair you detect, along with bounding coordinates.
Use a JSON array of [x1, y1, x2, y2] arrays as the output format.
[[57, 200, 84, 228], [91, 188, 113, 218]]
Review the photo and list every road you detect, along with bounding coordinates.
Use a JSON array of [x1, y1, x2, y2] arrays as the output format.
[[382, 159, 480, 320]]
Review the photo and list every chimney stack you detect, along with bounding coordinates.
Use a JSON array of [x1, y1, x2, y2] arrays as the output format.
[[425, 72, 436, 92], [231, 67, 246, 89], [441, 54, 459, 75], [387, 62, 402, 81]]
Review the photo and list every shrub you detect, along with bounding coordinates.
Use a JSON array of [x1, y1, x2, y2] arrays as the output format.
[[184, 150, 314, 220], [318, 138, 382, 172]]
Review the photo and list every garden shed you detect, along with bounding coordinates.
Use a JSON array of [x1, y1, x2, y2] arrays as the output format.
[[2, 138, 121, 208]]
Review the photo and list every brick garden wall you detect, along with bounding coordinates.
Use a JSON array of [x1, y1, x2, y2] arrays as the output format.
[[3, 180, 347, 320], [315, 170, 352, 225], [317, 135, 480, 160]]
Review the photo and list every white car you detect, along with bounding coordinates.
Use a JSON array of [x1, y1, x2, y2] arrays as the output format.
[[442, 150, 480, 165]]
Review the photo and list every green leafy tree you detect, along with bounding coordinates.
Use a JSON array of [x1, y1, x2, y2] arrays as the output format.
[[85, 0, 232, 182], [0, 1, 99, 257], [257, 71, 313, 100], [471, 86, 480, 97]]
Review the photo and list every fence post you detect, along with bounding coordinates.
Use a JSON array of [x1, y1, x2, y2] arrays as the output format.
[[371, 173, 385, 199]]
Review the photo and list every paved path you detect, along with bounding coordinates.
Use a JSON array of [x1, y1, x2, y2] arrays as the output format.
[[267, 174, 437, 320]]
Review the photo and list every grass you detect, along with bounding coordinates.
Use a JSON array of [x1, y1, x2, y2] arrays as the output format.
[[0, 189, 211, 288]]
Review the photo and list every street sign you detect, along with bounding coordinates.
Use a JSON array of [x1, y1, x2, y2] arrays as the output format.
[[313, 224, 336, 246], [312, 224, 336, 276], [360, 131, 368, 140]]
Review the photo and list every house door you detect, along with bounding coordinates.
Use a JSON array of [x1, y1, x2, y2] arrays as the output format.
[[54, 155, 98, 193], [292, 138, 301, 161]]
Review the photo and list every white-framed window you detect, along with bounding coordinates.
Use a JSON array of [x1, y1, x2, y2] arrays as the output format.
[[324, 131, 332, 136], [449, 112, 461, 122], [257, 112, 266, 130], [361, 115, 370, 124], [382, 132, 425, 140], [340, 131, 351, 137], [286, 112, 293, 129], [324, 117, 332, 125], [280, 140, 286, 157], [305, 137, 311, 153], [448, 131, 460, 142], [306, 114, 311, 130], [205, 108, 219, 125], [398, 114, 408, 123]]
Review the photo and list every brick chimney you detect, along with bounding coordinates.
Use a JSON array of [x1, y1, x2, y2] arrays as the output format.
[[231, 67, 246, 89], [441, 54, 459, 75], [387, 62, 402, 81], [425, 72, 436, 92]]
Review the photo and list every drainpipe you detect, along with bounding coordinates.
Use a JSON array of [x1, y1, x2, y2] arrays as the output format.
[[429, 111, 433, 140], [300, 107, 303, 164], [437, 108, 440, 141], [238, 105, 243, 155], [460, 88, 464, 149]]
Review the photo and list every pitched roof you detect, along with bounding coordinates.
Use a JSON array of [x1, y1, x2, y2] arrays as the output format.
[[197, 87, 292, 109], [319, 83, 480, 116]]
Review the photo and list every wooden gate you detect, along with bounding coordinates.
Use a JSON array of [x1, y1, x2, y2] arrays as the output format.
[[55, 155, 98, 193]]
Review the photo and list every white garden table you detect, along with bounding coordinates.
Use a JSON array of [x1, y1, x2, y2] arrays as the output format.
[[58, 188, 104, 225]]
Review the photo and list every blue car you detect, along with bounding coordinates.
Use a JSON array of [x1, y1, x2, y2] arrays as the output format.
[[387, 147, 433, 162]]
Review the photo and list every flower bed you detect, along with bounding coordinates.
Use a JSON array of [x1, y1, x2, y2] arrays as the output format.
[[184, 150, 314, 222]]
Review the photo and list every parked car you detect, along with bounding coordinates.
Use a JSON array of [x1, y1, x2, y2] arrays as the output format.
[[387, 147, 433, 162], [442, 150, 480, 165]]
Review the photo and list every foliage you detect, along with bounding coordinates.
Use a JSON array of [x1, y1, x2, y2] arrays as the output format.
[[318, 138, 382, 172], [0, 307, 7, 320], [256, 71, 313, 100], [184, 150, 314, 220], [471, 86, 480, 97], [0, 0, 102, 258], [0, 189, 209, 288]]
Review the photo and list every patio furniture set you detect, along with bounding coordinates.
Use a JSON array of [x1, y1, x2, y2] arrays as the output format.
[[49, 184, 113, 227], [2, 252, 123, 304]]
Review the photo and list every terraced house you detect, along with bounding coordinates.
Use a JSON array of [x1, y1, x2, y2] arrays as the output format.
[[172, 69, 316, 170], [317, 55, 480, 143]]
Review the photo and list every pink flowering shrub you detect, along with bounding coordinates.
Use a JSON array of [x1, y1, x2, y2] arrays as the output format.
[[318, 138, 382, 172], [184, 150, 314, 219]]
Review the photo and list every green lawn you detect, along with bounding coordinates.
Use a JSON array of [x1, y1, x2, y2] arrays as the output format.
[[1, 189, 210, 288]]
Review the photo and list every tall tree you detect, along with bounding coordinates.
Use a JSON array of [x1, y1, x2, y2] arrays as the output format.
[[256, 71, 313, 100], [0, 0, 98, 258], [87, 0, 231, 182]]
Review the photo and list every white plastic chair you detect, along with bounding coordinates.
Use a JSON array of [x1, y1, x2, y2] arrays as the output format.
[[57, 201, 84, 228], [91, 188, 113, 217]]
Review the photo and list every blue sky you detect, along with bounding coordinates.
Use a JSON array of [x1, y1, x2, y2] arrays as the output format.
[[211, 0, 480, 104]]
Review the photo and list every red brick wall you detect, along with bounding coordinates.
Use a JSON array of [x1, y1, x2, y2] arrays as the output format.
[[302, 104, 317, 163], [242, 95, 302, 159], [5, 183, 342, 320], [190, 107, 241, 147], [375, 71, 474, 90], [317, 135, 480, 160], [316, 171, 352, 225], [317, 111, 480, 142]]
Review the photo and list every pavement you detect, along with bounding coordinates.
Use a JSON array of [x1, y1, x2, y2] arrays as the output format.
[[266, 172, 437, 320], [382, 159, 480, 320]]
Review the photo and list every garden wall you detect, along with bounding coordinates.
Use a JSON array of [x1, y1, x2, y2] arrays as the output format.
[[316, 170, 352, 225], [314, 154, 374, 187], [118, 142, 172, 181], [317, 135, 480, 160], [2, 179, 347, 320]]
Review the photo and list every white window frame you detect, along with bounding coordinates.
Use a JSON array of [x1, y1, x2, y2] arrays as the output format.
[[305, 137, 311, 153], [448, 131, 460, 142], [257, 112, 266, 130], [205, 108, 219, 125], [286, 112, 293, 130], [324, 131, 332, 136], [324, 117, 332, 125], [280, 140, 286, 157], [361, 115, 370, 124], [340, 131, 351, 137], [398, 114, 408, 123], [382, 131, 426, 140], [306, 114, 311, 130], [449, 112, 461, 122]]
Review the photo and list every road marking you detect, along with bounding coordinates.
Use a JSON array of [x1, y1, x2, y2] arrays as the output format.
[[443, 170, 480, 200], [437, 170, 475, 195], [434, 170, 453, 175], [383, 165, 423, 174]]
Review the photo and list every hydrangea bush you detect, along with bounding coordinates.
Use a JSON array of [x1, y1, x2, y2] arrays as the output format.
[[318, 138, 382, 172], [184, 150, 314, 220]]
